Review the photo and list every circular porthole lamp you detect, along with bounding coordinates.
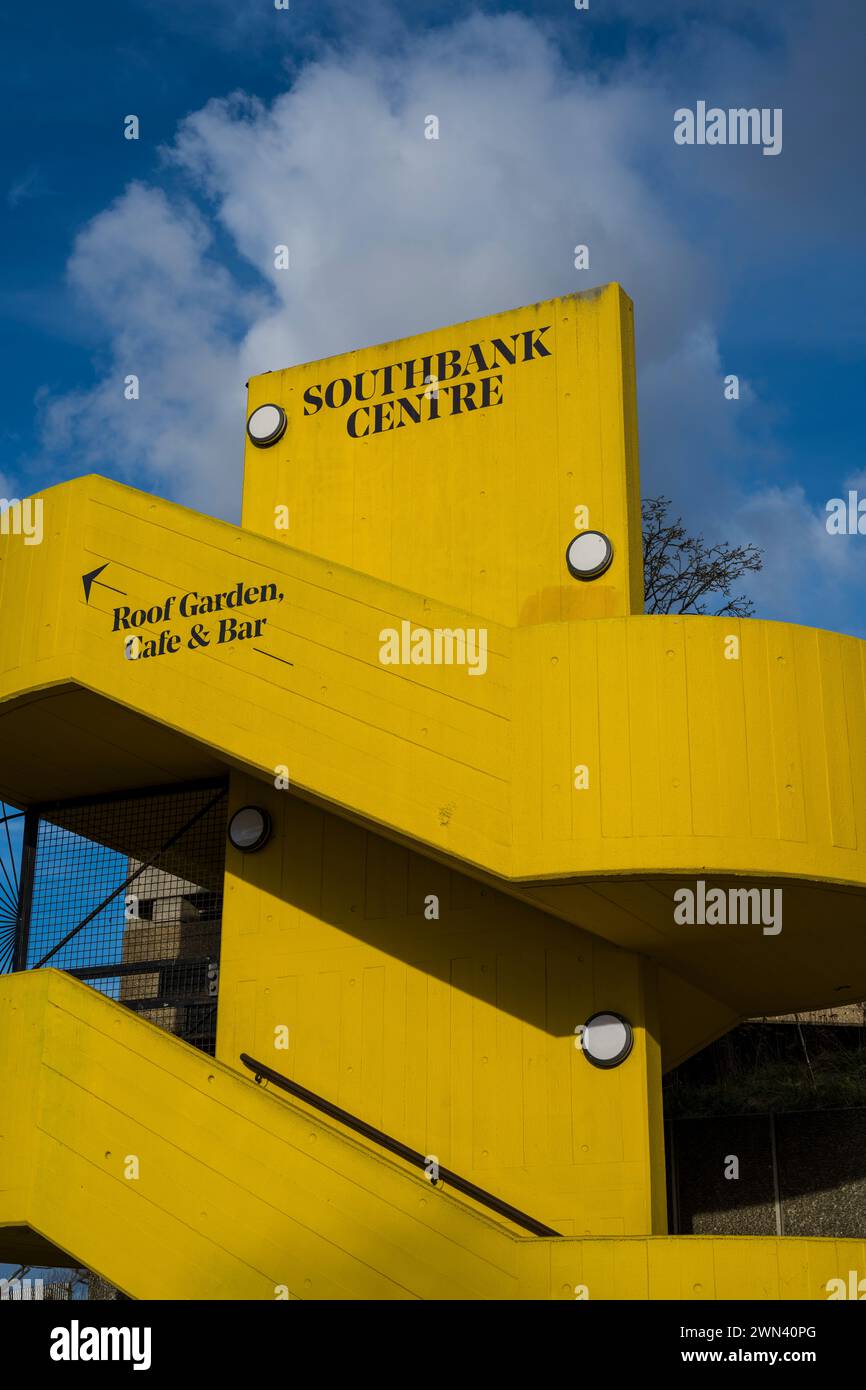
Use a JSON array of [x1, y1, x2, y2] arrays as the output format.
[[579, 1012, 634, 1069], [247, 403, 287, 448], [565, 530, 613, 581], [228, 806, 272, 853]]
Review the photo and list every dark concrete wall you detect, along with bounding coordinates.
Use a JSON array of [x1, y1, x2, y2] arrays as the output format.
[[667, 1109, 866, 1238]]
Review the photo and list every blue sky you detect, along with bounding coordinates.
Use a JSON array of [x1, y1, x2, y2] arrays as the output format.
[[2, 0, 864, 631]]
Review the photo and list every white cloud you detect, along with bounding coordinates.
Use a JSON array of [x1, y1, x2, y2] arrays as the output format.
[[167, 15, 709, 375], [32, 7, 773, 570], [40, 183, 265, 516], [735, 483, 864, 631]]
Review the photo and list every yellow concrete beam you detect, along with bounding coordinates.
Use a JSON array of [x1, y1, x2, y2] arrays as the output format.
[[3, 476, 866, 886], [2, 474, 866, 1016]]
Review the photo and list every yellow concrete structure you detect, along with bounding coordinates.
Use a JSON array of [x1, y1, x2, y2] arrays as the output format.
[[1, 285, 864, 1298]]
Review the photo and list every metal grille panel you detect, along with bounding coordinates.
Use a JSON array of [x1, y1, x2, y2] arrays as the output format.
[[20, 781, 227, 1055]]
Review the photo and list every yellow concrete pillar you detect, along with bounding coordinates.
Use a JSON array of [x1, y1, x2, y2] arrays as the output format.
[[217, 772, 668, 1236], [242, 285, 643, 626]]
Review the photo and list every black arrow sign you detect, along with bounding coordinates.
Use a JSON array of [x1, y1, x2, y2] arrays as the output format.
[[82, 563, 127, 603]]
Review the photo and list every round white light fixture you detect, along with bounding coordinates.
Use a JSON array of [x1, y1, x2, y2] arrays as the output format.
[[580, 1012, 634, 1069], [247, 403, 287, 448], [565, 530, 614, 581], [228, 806, 272, 853]]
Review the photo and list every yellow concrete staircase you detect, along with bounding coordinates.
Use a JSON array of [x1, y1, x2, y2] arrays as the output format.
[[2, 969, 862, 1301], [0, 969, 532, 1299], [5, 291, 866, 1299]]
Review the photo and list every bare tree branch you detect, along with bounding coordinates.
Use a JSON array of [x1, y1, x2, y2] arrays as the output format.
[[642, 496, 763, 617]]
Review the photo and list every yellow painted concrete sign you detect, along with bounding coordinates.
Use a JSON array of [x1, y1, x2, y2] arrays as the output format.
[[243, 284, 644, 626], [82, 560, 288, 663], [301, 322, 552, 439]]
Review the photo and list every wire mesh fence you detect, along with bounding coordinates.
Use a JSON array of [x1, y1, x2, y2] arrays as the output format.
[[18, 780, 228, 1054], [0, 802, 25, 974]]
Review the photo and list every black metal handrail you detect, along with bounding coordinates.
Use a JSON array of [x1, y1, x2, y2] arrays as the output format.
[[240, 1052, 560, 1239]]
